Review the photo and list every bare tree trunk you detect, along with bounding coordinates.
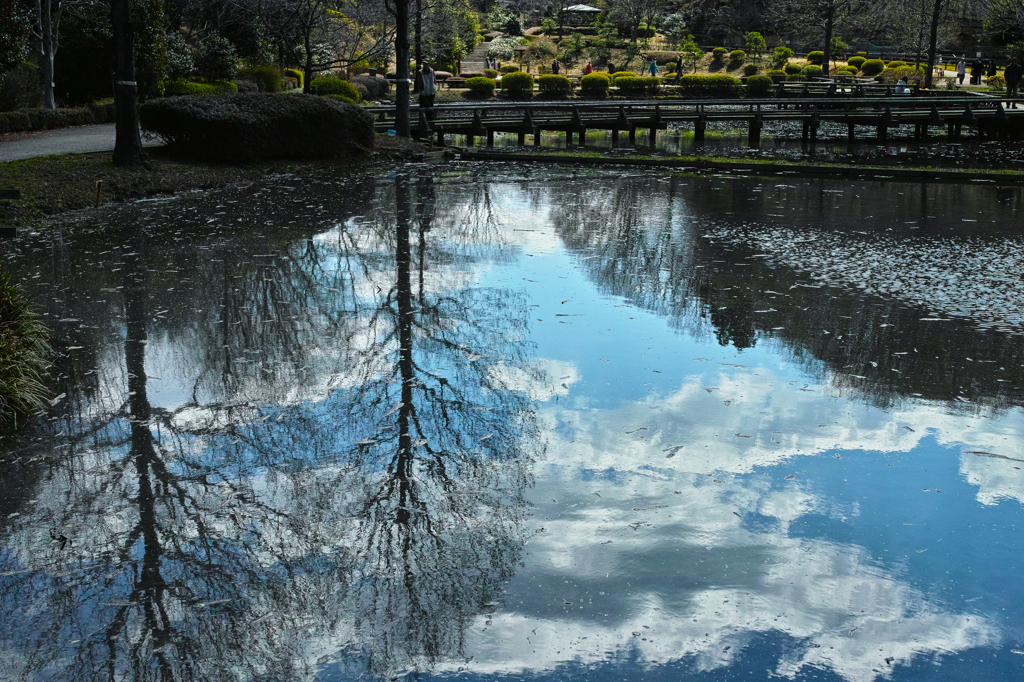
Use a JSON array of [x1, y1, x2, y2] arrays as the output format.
[[822, 3, 835, 76], [38, 0, 60, 110], [414, 0, 422, 73], [924, 0, 943, 88], [304, 33, 314, 93], [395, 0, 410, 137], [111, 0, 146, 166]]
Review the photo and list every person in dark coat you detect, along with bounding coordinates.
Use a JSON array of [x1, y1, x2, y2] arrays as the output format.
[[1006, 58, 1022, 108]]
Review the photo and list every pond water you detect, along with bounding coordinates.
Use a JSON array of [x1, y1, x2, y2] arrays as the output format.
[[2, 164, 1024, 682]]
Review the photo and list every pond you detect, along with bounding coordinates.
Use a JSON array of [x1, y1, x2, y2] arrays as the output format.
[[1, 163, 1024, 682]]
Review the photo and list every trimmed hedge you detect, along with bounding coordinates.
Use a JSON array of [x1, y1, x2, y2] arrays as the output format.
[[483, 68, 498, 79], [0, 102, 116, 134], [784, 63, 802, 75], [501, 71, 534, 98], [139, 93, 374, 162], [746, 74, 774, 96], [712, 47, 728, 61], [283, 68, 303, 88], [611, 71, 638, 84], [886, 60, 907, 68], [806, 51, 824, 65], [311, 77, 360, 103], [729, 50, 746, 63], [466, 77, 495, 98], [742, 64, 759, 76], [537, 74, 572, 98], [236, 65, 282, 93], [802, 65, 823, 78], [767, 69, 786, 83], [350, 75, 389, 99], [161, 79, 238, 96], [616, 76, 660, 96], [861, 59, 885, 76], [677, 74, 741, 98], [499, 65, 520, 74], [786, 74, 806, 82], [580, 72, 611, 97], [847, 56, 866, 70]]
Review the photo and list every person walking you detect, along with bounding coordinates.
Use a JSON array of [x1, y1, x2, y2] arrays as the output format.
[[552, 60, 560, 75], [414, 61, 437, 112], [1006, 57, 1022, 108], [584, 61, 593, 74], [648, 59, 659, 76], [957, 58, 966, 85]]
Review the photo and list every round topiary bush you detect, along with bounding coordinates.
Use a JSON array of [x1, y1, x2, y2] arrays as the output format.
[[466, 76, 496, 98], [745, 74, 774, 96], [499, 65, 520, 74], [161, 79, 238, 96], [580, 72, 611, 97], [677, 74, 742, 98], [712, 47, 728, 61], [537, 74, 572, 98], [742, 63, 759, 76], [311, 76, 360, 102], [835, 65, 857, 75], [806, 51, 824, 65], [501, 71, 534, 98], [767, 69, 786, 83], [350, 75, 389, 99], [784, 63, 802, 75], [140, 93, 374, 162], [861, 59, 885, 76], [786, 74, 806, 82], [611, 71, 637, 83], [236, 65, 282, 93], [729, 49, 746, 63], [483, 68, 498, 79], [886, 60, 907, 68], [615, 75, 645, 96], [642, 76, 661, 95], [847, 56, 866, 70], [802, 65, 823, 78]]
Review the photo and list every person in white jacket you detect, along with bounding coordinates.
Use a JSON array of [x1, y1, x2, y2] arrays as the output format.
[[415, 61, 437, 109], [956, 58, 966, 85]]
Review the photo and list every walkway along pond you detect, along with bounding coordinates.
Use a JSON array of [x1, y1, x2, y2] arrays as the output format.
[[1, 165, 1024, 681]]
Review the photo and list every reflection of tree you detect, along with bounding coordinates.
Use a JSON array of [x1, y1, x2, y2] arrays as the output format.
[[0, 172, 539, 680], [548, 174, 1024, 409]]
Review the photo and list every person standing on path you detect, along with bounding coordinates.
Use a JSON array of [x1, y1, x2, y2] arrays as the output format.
[[648, 59, 659, 76], [957, 58, 967, 85], [1006, 58, 1022, 108], [414, 61, 437, 113], [584, 61, 593, 74], [552, 60, 560, 75]]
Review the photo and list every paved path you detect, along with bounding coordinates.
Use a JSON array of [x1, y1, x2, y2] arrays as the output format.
[[0, 124, 162, 162]]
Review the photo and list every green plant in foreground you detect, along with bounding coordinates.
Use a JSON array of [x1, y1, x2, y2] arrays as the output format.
[[0, 269, 49, 433]]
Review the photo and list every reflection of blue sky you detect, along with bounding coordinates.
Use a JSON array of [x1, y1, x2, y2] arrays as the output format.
[[440, 199, 1024, 682]]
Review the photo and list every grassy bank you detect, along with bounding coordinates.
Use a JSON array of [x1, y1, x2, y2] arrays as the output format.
[[0, 136, 429, 227]]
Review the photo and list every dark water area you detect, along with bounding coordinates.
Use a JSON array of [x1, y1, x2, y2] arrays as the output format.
[[2, 164, 1024, 681], [476, 127, 1024, 170]]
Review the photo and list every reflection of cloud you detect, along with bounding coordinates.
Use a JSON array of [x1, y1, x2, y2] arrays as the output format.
[[488, 358, 580, 402], [431, 366, 1017, 681]]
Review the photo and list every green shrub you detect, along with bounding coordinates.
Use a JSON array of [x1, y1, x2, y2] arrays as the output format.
[[847, 56, 866, 70], [772, 46, 794, 66], [728, 49, 746, 63], [745, 74, 774, 96], [537, 74, 572, 98], [879, 65, 926, 87], [861, 59, 884, 76], [194, 36, 237, 81], [499, 65, 520, 73], [767, 69, 786, 83], [466, 76, 496, 98], [988, 74, 1006, 91], [501, 71, 534, 98], [742, 63, 759, 76], [886, 60, 906, 68], [236, 65, 282, 93], [802, 65, 823, 78], [483, 68, 498, 79], [580, 72, 611, 97], [835, 65, 857, 74], [611, 71, 637, 83], [784, 63, 802, 75], [0, 103, 116, 134], [161, 79, 238, 96], [350, 75, 389, 99], [615, 75, 644, 95], [140, 93, 374, 162], [806, 51, 824, 65], [677, 74, 741, 98], [712, 47, 728, 61], [642, 76, 661, 95], [283, 68, 304, 88], [311, 77, 360, 102], [0, 270, 50, 433], [786, 74, 806, 82]]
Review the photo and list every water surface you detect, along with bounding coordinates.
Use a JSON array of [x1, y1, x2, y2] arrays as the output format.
[[2, 164, 1023, 682]]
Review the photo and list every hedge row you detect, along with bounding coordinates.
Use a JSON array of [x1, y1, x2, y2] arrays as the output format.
[[160, 79, 238, 96], [140, 93, 373, 162], [0, 102, 116, 135]]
